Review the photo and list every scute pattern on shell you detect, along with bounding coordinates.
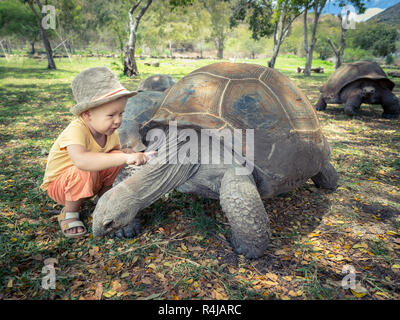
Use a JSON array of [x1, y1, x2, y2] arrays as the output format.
[[144, 62, 322, 141]]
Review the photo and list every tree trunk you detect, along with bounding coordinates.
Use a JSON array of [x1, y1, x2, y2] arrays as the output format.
[[168, 41, 173, 58], [124, 0, 153, 77], [303, 6, 309, 73], [27, 0, 56, 69], [337, 13, 347, 69], [268, 21, 288, 68], [303, 1, 327, 76], [199, 39, 203, 58], [268, 2, 303, 69], [5, 40, 12, 53], [217, 38, 224, 59]]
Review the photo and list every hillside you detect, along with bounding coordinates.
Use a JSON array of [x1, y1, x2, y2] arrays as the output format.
[[368, 1, 400, 25]]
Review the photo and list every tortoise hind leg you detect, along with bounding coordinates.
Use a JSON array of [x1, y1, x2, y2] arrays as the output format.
[[311, 162, 339, 191], [381, 90, 400, 119], [219, 168, 270, 259]]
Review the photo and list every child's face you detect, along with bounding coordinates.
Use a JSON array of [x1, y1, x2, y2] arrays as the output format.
[[82, 97, 127, 136]]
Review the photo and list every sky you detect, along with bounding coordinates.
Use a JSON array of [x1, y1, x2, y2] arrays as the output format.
[[322, 0, 400, 21]]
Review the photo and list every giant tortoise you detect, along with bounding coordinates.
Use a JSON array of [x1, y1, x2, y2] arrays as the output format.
[[315, 61, 400, 118], [93, 62, 339, 259], [137, 74, 176, 92]]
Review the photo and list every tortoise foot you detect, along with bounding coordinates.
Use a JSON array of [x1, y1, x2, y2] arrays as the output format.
[[110, 216, 141, 239], [230, 233, 267, 259]]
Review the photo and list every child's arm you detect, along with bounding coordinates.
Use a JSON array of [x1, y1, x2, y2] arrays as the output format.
[[67, 144, 154, 171]]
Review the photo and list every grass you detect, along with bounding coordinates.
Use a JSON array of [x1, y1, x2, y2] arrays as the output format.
[[0, 54, 399, 300]]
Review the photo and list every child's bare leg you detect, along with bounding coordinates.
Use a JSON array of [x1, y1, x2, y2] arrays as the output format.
[[62, 198, 85, 234]]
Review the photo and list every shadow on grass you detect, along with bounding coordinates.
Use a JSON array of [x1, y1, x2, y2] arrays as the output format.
[[0, 66, 75, 80], [0, 83, 72, 121]]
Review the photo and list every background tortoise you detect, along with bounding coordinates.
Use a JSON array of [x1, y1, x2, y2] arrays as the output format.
[[315, 61, 400, 118], [137, 74, 176, 92], [93, 62, 339, 259], [118, 74, 175, 153]]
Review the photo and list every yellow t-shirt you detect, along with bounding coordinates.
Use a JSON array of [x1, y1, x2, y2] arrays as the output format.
[[41, 117, 120, 191]]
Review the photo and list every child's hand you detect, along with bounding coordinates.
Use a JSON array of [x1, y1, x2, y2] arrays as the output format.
[[125, 151, 157, 166]]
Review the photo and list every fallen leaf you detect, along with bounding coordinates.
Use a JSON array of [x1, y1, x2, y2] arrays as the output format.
[[308, 233, 320, 238], [110, 280, 122, 291], [375, 291, 390, 298], [147, 263, 157, 271], [353, 242, 368, 249], [288, 290, 300, 297], [265, 273, 278, 282], [114, 262, 124, 272], [103, 289, 117, 298], [141, 277, 152, 285], [214, 289, 227, 300], [144, 292, 164, 300], [262, 280, 278, 288], [350, 283, 368, 298], [94, 283, 103, 300]]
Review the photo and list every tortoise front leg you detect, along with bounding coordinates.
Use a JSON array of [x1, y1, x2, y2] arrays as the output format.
[[219, 168, 270, 259], [315, 95, 327, 111], [381, 90, 400, 119], [108, 165, 142, 238], [344, 92, 362, 116], [311, 161, 339, 191]]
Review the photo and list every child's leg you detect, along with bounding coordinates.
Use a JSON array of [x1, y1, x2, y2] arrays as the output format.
[[96, 150, 125, 198], [47, 166, 101, 235]]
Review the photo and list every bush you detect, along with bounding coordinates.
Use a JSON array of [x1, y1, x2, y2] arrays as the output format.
[[343, 48, 374, 63], [385, 54, 394, 65]]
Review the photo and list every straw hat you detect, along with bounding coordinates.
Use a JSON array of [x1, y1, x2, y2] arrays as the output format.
[[70, 67, 137, 115]]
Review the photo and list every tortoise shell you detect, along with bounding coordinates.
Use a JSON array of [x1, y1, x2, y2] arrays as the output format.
[[321, 61, 395, 101], [137, 74, 176, 92], [140, 62, 332, 196], [143, 62, 322, 140], [118, 91, 164, 151]]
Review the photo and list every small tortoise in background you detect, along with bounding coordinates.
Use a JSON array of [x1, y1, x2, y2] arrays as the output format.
[[137, 74, 176, 92], [315, 61, 400, 118], [118, 74, 175, 152], [93, 62, 339, 259]]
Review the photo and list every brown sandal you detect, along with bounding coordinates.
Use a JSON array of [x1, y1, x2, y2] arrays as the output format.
[[57, 210, 87, 238]]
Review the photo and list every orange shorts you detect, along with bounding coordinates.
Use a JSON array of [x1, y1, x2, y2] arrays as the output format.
[[47, 156, 124, 206]]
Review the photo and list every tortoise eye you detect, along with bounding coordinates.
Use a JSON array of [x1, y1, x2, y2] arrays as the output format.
[[103, 220, 114, 230]]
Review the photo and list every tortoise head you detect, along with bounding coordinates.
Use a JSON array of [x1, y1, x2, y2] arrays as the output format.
[[118, 119, 147, 152], [92, 181, 140, 237], [360, 79, 377, 98]]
